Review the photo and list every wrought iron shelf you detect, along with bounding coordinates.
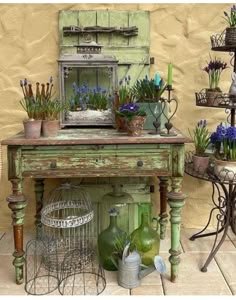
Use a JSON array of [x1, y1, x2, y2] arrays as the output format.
[[185, 152, 236, 272], [195, 91, 236, 109], [210, 30, 236, 52]]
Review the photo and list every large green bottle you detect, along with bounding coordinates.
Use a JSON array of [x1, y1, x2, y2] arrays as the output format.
[[98, 208, 126, 271], [131, 212, 160, 266]]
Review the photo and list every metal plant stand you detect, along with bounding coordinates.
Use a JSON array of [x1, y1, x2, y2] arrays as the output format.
[[185, 153, 236, 272]]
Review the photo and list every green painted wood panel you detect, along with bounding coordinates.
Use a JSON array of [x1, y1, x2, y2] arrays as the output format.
[[59, 9, 150, 83]]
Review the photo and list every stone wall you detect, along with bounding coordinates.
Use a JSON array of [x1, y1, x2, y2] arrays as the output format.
[[0, 3, 232, 230]]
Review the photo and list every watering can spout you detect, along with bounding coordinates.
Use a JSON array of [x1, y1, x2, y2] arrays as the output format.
[[139, 256, 166, 279], [138, 265, 156, 279]]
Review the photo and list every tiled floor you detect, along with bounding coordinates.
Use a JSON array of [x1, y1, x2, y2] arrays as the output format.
[[0, 227, 235, 296]]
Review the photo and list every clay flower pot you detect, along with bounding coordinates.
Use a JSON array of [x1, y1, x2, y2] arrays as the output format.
[[126, 116, 147, 137], [192, 154, 209, 174], [42, 120, 59, 137], [23, 119, 42, 139], [205, 89, 222, 107]]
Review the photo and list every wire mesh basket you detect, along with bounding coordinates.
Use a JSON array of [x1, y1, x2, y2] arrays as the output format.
[[25, 183, 106, 295]]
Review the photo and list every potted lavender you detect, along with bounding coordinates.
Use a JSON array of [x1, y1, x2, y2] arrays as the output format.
[[210, 123, 236, 180], [116, 103, 147, 136], [189, 120, 211, 174], [203, 57, 227, 106]]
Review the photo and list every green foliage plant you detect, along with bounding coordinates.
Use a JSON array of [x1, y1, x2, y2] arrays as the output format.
[[189, 120, 211, 157]]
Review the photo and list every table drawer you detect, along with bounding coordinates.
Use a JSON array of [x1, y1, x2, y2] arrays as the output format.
[[22, 148, 171, 177]]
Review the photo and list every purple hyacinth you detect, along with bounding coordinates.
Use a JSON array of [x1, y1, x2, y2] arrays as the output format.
[[226, 126, 236, 141]]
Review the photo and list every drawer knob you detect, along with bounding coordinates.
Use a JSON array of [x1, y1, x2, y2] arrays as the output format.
[[137, 160, 143, 167], [50, 162, 57, 169]]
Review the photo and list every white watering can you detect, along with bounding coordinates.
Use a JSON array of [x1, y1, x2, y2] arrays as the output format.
[[117, 243, 166, 289]]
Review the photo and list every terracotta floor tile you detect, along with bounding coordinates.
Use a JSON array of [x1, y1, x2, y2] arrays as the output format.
[[161, 253, 232, 295], [99, 285, 130, 295], [180, 228, 235, 253], [227, 228, 236, 247], [131, 284, 164, 295], [215, 252, 236, 295], [0, 231, 35, 254]]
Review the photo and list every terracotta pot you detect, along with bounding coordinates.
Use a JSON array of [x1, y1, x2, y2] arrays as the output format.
[[42, 120, 59, 137], [126, 116, 146, 137], [192, 155, 209, 174], [214, 158, 236, 181], [225, 27, 236, 46], [23, 119, 42, 139], [115, 115, 127, 132], [205, 89, 222, 106]]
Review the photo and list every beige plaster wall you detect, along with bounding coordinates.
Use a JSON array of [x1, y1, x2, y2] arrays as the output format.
[[0, 3, 232, 230]]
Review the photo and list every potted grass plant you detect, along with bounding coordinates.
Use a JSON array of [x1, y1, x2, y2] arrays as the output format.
[[131, 75, 167, 130], [113, 76, 133, 131], [223, 5, 236, 45], [20, 79, 43, 139], [189, 120, 211, 174]]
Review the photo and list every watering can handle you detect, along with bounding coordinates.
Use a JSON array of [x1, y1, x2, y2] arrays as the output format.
[[122, 243, 131, 264], [152, 217, 159, 231]]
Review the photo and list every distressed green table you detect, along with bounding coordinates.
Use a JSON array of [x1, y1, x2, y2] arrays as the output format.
[[2, 128, 188, 285]]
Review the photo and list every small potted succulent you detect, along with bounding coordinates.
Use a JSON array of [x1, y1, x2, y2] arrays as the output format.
[[223, 5, 236, 45], [116, 103, 147, 136], [203, 57, 227, 106], [210, 123, 236, 180], [189, 120, 211, 174], [131, 75, 167, 130], [20, 79, 43, 139]]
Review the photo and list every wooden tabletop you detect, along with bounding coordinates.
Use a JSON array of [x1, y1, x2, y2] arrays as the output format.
[[1, 128, 190, 146]]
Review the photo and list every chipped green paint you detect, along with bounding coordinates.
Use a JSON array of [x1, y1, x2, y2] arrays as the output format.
[[3, 128, 188, 283], [167, 177, 186, 283]]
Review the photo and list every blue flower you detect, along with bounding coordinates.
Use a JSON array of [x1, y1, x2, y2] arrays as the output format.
[[119, 80, 123, 85], [24, 78, 28, 86], [226, 126, 236, 140]]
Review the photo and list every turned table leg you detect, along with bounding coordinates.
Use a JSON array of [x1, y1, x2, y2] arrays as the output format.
[[167, 177, 186, 283], [159, 176, 169, 240], [7, 179, 27, 285], [34, 179, 44, 238]]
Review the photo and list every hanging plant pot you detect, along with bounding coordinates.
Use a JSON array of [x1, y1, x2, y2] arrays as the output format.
[[205, 89, 222, 106], [42, 120, 59, 137], [126, 116, 147, 137], [23, 119, 42, 139], [225, 27, 236, 46]]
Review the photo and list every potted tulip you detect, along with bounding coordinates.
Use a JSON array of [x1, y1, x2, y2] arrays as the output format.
[[210, 123, 236, 180], [116, 103, 147, 136], [223, 5, 236, 45], [189, 120, 211, 174], [203, 57, 227, 106]]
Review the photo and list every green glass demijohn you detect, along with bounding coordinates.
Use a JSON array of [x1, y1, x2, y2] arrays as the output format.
[[98, 207, 126, 271], [131, 212, 160, 266]]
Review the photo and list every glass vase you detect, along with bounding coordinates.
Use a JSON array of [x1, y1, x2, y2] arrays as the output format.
[[131, 212, 160, 266], [98, 208, 126, 271]]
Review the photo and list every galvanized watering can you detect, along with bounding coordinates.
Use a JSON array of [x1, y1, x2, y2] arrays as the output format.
[[117, 243, 166, 289]]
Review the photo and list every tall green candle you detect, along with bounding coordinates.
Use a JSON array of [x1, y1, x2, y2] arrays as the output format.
[[167, 63, 173, 86]]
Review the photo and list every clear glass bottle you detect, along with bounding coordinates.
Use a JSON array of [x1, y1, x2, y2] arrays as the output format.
[[131, 212, 160, 266], [101, 184, 134, 233], [98, 208, 126, 271]]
